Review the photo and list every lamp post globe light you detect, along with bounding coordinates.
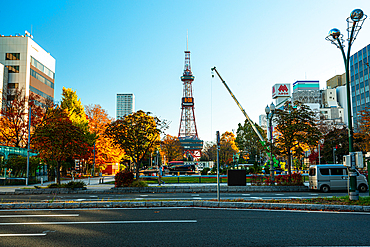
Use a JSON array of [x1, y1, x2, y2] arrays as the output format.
[[325, 9, 367, 200], [265, 102, 275, 185]]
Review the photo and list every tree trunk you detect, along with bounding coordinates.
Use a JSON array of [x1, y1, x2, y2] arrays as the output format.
[[287, 150, 292, 177], [56, 161, 61, 184]]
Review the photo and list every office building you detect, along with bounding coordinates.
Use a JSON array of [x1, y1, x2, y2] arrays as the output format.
[[0, 31, 55, 107], [350, 44, 370, 130], [116, 93, 135, 119], [327, 73, 346, 89], [292, 80, 321, 112]]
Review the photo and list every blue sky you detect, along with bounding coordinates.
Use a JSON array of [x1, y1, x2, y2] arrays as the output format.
[[3, 0, 370, 143]]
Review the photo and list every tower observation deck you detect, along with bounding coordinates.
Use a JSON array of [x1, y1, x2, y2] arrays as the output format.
[[178, 50, 203, 160]]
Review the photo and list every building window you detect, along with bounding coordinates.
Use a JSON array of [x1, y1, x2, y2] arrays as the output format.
[[5, 53, 20, 60], [6, 65, 19, 73], [30, 69, 54, 89], [366, 97, 370, 103], [8, 83, 18, 89], [31, 56, 55, 79], [7, 95, 15, 101]]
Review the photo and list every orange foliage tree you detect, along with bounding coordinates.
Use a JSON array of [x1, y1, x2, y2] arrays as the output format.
[[32, 108, 91, 184], [85, 104, 126, 173], [0, 88, 45, 148], [161, 135, 183, 162]]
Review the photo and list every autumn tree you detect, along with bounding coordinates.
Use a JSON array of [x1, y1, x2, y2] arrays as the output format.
[[85, 104, 126, 173], [0, 88, 45, 148], [274, 101, 321, 176], [60, 87, 89, 132], [357, 107, 370, 152], [220, 131, 239, 166], [235, 120, 266, 163], [104, 110, 168, 179], [161, 135, 183, 162], [201, 141, 217, 161], [32, 108, 91, 184]]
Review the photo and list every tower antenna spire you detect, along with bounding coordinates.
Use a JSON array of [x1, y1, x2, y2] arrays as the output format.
[[186, 30, 188, 51]]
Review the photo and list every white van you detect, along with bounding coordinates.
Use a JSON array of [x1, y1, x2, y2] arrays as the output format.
[[309, 164, 368, 193]]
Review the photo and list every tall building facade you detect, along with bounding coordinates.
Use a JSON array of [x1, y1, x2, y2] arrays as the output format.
[[0, 32, 55, 107], [116, 93, 135, 119], [350, 44, 370, 130], [327, 73, 346, 89]]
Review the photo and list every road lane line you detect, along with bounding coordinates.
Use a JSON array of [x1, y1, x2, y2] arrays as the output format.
[[0, 220, 197, 226], [0, 233, 47, 237], [0, 214, 79, 218]]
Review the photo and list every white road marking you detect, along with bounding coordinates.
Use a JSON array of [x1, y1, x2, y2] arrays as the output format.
[[0, 220, 197, 226], [76, 199, 86, 201], [0, 214, 79, 218], [275, 194, 284, 196], [242, 194, 251, 196], [0, 233, 47, 237], [250, 197, 263, 200], [310, 194, 319, 196], [140, 195, 148, 197], [192, 194, 200, 197], [288, 197, 301, 199], [89, 196, 98, 198]]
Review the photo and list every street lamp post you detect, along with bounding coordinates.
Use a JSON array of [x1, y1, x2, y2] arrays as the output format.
[[326, 9, 367, 200], [265, 102, 275, 185]]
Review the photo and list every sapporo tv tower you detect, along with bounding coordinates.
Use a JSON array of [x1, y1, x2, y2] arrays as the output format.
[[178, 39, 203, 160]]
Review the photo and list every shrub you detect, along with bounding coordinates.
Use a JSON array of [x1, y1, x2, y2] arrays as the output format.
[[131, 180, 148, 187], [275, 173, 303, 186], [47, 181, 86, 189], [65, 181, 86, 188], [201, 167, 210, 175], [115, 171, 134, 187]]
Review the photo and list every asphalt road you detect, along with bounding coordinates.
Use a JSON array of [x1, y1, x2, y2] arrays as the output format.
[[0, 191, 368, 203], [0, 208, 369, 247]]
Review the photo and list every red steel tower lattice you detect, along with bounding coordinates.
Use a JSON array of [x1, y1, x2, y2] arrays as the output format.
[[178, 50, 203, 160]]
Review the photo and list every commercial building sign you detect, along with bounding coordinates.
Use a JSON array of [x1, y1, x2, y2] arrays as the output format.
[[272, 84, 290, 99]]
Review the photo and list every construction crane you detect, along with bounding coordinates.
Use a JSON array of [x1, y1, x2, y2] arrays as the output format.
[[211, 66, 279, 167]]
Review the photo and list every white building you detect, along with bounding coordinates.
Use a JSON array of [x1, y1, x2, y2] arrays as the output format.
[[319, 88, 345, 125], [0, 31, 55, 107], [0, 64, 9, 110], [116, 93, 135, 119]]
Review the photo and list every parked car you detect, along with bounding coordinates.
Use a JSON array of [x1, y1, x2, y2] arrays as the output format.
[[309, 164, 368, 192]]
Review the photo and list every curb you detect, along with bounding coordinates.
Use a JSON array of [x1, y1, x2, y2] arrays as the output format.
[[8, 185, 309, 195], [0, 200, 368, 212]]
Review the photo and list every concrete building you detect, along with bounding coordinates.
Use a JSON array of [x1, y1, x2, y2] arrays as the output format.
[[116, 93, 135, 119], [319, 88, 345, 126], [0, 64, 9, 110], [350, 43, 370, 130], [0, 31, 55, 107], [292, 80, 321, 112], [327, 73, 346, 89]]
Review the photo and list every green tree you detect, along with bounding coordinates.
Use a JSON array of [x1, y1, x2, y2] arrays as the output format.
[[235, 120, 266, 163], [321, 127, 349, 164], [32, 108, 91, 184], [4, 156, 40, 178], [274, 101, 321, 176], [104, 110, 168, 179]]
